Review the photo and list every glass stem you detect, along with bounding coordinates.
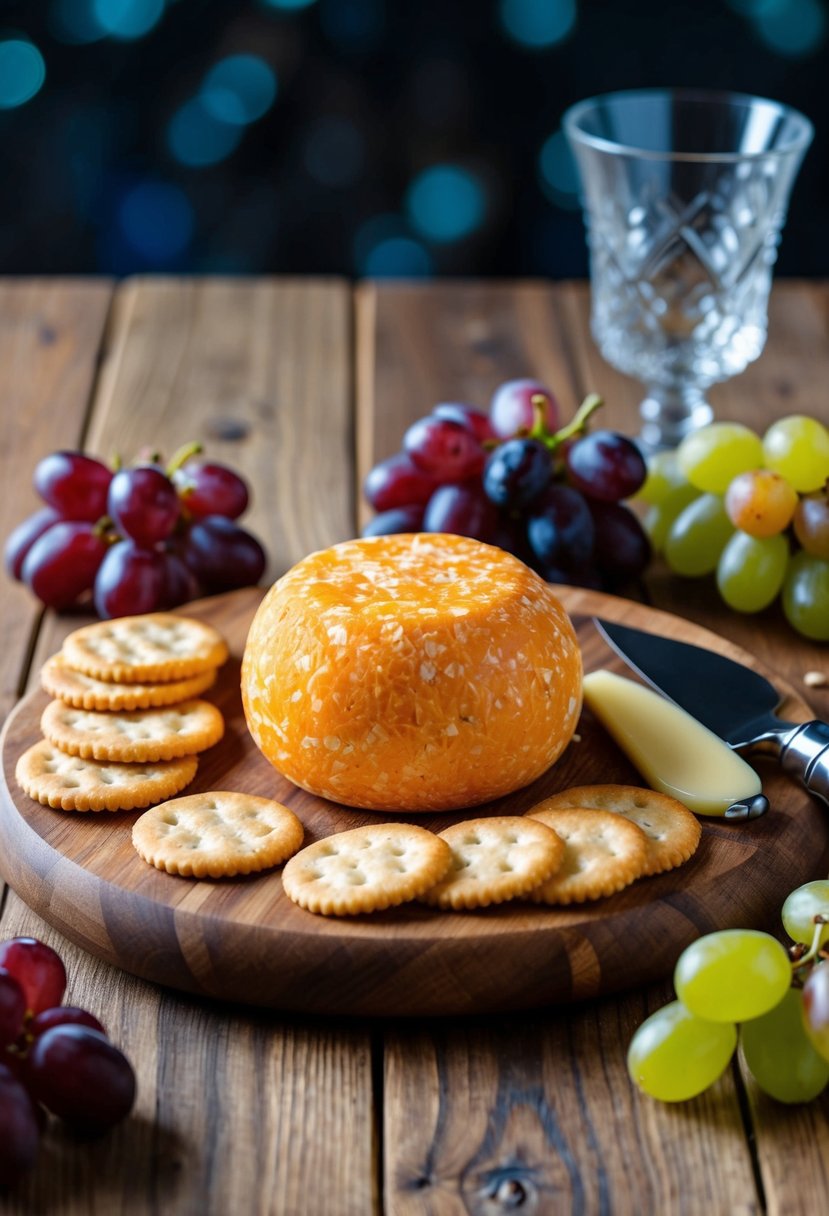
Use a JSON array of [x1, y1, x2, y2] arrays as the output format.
[[639, 384, 714, 450]]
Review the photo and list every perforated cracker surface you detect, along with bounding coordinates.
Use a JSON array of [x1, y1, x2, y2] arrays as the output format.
[[15, 740, 197, 812], [62, 614, 228, 683], [41, 698, 225, 763]]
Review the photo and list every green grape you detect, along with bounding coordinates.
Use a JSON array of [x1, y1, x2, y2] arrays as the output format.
[[627, 1000, 737, 1102], [793, 490, 829, 560], [741, 989, 829, 1103], [674, 930, 791, 1022], [664, 493, 734, 576], [803, 962, 829, 1064], [782, 880, 829, 947], [763, 415, 829, 493], [638, 450, 689, 506], [643, 483, 700, 553], [677, 423, 764, 494], [782, 550, 829, 641], [716, 531, 789, 613], [724, 469, 798, 537]]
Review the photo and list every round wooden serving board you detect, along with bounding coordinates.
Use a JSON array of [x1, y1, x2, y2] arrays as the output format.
[[1, 587, 827, 1017]]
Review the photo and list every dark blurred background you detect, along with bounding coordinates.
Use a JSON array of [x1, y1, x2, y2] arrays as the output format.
[[0, 0, 824, 278]]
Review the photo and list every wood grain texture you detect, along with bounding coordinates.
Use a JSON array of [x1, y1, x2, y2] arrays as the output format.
[[87, 277, 354, 580], [3, 585, 826, 1020]]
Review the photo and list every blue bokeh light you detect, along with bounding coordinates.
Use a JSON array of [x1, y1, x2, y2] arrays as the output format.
[[321, 0, 385, 52], [363, 237, 433, 277], [167, 97, 243, 168], [304, 116, 366, 187], [0, 40, 46, 109], [752, 0, 826, 56], [93, 0, 165, 40], [119, 181, 194, 262], [50, 0, 106, 44], [406, 165, 486, 244], [500, 0, 577, 48], [202, 55, 277, 126], [538, 130, 580, 209], [260, 0, 318, 9]]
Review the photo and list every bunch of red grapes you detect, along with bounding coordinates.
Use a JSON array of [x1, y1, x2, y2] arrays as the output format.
[[363, 380, 651, 589], [0, 936, 135, 1188], [5, 445, 266, 619]]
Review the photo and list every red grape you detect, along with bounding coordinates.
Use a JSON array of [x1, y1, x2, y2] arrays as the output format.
[[363, 453, 438, 512], [33, 451, 112, 521], [423, 481, 500, 541], [526, 484, 595, 568], [159, 550, 200, 609], [4, 507, 62, 581], [565, 430, 647, 502], [0, 1064, 41, 1187], [482, 438, 551, 508], [173, 460, 249, 520], [31, 1006, 105, 1038], [362, 505, 425, 537], [0, 970, 26, 1047], [21, 522, 108, 610], [94, 540, 166, 618], [28, 1026, 136, 1133], [432, 402, 497, 443], [183, 516, 266, 592], [489, 380, 560, 439], [0, 939, 66, 1016], [107, 466, 181, 546], [793, 490, 829, 560], [403, 416, 485, 480], [590, 500, 652, 579]]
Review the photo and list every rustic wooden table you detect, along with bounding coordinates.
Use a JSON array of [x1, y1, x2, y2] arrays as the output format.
[[1, 278, 828, 1215]]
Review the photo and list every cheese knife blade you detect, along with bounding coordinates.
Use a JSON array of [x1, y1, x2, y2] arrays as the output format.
[[594, 618, 829, 811]]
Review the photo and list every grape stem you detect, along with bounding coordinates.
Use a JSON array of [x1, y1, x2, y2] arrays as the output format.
[[792, 915, 827, 978], [531, 393, 604, 450], [166, 441, 203, 477]]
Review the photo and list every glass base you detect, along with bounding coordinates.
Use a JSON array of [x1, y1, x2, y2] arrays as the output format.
[[639, 386, 714, 451]]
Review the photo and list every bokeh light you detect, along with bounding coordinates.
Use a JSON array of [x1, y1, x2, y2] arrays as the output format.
[[304, 116, 366, 187], [363, 237, 432, 277], [93, 0, 165, 40], [119, 180, 194, 261], [320, 0, 385, 52], [538, 130, 580, 209], [50, 0, 106, 44], [202, 55, 277, 126], [167, 97, 243, 168], [752, 0, 826, 56], [0, 40, 46, 110], [499, 0, 577, 48], [260, 0, 318, 9], [406, 165, 486, 244]]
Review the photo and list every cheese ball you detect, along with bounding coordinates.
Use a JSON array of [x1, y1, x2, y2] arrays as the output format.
[[241, 533, 582, 812]]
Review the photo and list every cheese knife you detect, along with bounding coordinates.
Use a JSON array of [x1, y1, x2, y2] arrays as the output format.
[[594, 618, 829, 814]]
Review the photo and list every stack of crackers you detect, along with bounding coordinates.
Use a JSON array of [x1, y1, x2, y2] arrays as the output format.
[[16, 613, 229, 814]]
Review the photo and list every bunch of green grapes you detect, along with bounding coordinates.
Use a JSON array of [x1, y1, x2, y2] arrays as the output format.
[[628, 880, 829, 1104], [640, 415, 829, 640]]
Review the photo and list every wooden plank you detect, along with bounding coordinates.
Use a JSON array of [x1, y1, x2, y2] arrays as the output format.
[[0, 279, 113, 724], [1, 277, 377, 1215], [357, 283, 761, 1215], [87, 277, 355, 579]]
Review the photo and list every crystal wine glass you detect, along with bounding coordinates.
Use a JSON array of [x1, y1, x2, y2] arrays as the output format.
[[564, 89, 813, 449]]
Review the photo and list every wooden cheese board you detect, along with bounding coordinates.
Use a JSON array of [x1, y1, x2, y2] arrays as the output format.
[[1, 586, 827, 1017]]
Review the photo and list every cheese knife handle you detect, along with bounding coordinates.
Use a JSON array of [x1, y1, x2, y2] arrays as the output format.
[[779, 721, 829, 808]]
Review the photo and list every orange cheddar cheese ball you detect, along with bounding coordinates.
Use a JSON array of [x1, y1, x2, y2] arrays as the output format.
[[241, 533, 583, 812]]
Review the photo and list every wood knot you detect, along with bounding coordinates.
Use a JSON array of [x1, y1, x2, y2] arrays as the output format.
[[492, 1177, 529, 1207], [205, 417, 250, 442]]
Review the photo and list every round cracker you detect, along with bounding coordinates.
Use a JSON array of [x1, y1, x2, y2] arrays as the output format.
[[41, 653, 217, 711], [133, 792, 304, 879], [282, 824, 452, 917], [420, 816, 565, 910], [41, 698, 225, 764], [62, 613, 228, 683], [15, 740, 198, 813], [525, 806, 649, 905], [534, 784, 701, 876]]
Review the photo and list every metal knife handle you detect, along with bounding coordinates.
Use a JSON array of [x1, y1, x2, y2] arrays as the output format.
[[779, 721, 829, 808]]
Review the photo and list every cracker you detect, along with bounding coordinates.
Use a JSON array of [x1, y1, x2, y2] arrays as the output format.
[[420, 816, 565, 910], [62, 613, 228, 683], [41, 653, 217, 711], [41, 698, 225, 763], [282, 823, 452, 916], [535, 784, 701, 876], [133, 792, 304, 879], [15, 740, 197, 813], [525, 807, 649, 905]]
